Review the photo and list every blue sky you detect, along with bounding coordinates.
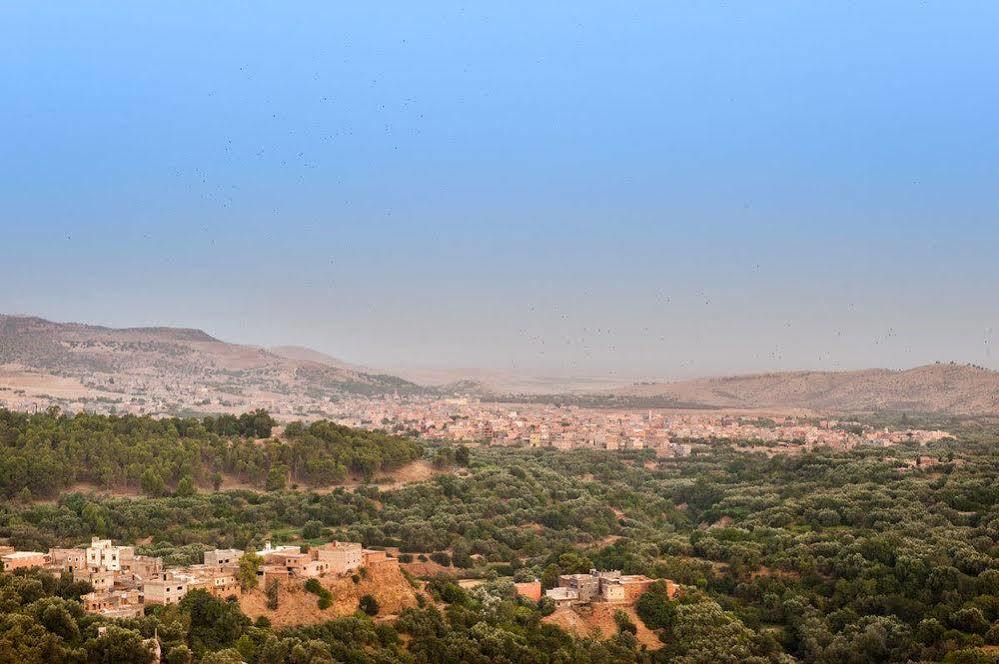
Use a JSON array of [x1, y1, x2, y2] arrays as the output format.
[[2, 2, 997, 378]]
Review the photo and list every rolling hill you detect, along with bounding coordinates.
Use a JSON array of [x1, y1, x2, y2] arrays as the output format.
[[0, 315, 427, 416], [610, 363, 999, 415]]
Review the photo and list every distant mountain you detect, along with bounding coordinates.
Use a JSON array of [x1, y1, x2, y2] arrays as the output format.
[[610, 364, 999, 415], [268, 345, 372, 374], [0, 315, 427, 416]]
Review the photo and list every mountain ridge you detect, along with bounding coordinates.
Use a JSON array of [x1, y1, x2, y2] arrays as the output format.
[[0, 315, 428, 416], [2, 314, 997, 416], [608, 363, 999, 415]]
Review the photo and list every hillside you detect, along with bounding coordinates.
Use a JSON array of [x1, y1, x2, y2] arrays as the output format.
[[239, 561, 419, 628], [268, 345, 373, 374], [610, 363, 999, 416], [0, 315, 427, 417]]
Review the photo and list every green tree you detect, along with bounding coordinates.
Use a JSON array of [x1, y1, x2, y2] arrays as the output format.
[[140, 468, 166, 497], [175, 475, 197, 497], [237, 552, 262, 591], [166, 645, 193, 664], [265, 466, 287, 492], [636, 581, 676, 631], [301, 520, 323, 539], [84, 625, 154, 663]]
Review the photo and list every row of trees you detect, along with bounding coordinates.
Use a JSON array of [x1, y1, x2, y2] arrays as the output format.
[[0, 409, 422, 499]]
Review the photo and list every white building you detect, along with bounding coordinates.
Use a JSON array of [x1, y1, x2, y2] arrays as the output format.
[[86, 538, 134, 572]]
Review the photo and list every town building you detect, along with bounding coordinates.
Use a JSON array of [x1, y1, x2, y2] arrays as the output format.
[[49, 548, 87, 575], [204, 548, 244, 567], [314, 541, 363, 575], [1, 550, 46, 571], [86, 537, 133, 572], [82, 590, 144, 619], [544, 570, 669, 607], [4, 537, 383, 617], [143, 571, 190, 605]]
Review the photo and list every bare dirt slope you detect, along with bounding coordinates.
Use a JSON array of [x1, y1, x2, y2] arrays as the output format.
[[239, 562, 419, 628], [611, 364, 999, 415], [544, 604, 661, 649]]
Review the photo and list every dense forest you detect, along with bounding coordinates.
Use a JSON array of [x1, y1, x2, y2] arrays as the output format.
[[0, 409, 423, 499], [0, 412, 997, 662]]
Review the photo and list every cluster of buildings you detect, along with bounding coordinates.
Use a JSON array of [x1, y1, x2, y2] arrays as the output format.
[[515, 569, 677, 609], [250, 540, 390, 585], [0, 537, 392, 619], [332, 397, 952, 455]]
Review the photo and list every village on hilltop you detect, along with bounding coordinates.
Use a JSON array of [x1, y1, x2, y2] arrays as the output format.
[[0, 537, 393, 619]]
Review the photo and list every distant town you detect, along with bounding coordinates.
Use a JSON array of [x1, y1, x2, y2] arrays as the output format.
[[0, 378, 953, 457], [332, 395, 953, 455]]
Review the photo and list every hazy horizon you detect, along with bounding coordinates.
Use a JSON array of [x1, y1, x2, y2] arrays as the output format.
[[3, 2, 998, 378]]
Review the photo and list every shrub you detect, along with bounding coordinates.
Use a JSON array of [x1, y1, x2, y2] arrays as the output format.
[[359, 594, 380, 616], [430, 551, 452, 567]]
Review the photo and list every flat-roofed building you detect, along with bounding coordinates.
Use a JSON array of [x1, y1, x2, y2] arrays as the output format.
[[82, 590, 144, 619], [143, 572, 189, 605], [616, 575, 659, 602], [204, 548, 244, 567], [201, 569, 239, 596], [545, 586, 580, 609], [49, 548, 87, 575], [87, 569, 117, 592], [600, 580, 627, 602], [314, 541, 362, 575], [558, 572, 602, 603], [123, 554, 163, 579], [259, 565, 291, 585], [86, 538, 133, 572], [361, 549, 387, 566], [1, 551, 47, 571]]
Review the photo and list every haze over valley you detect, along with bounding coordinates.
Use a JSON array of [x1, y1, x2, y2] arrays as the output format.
[[3, 3, 999, 663]]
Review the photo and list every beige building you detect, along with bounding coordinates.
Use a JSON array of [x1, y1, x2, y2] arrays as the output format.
[[143, 572, 189, 605], [87, 569, 117, 592], [82, 590, 144, 619], [314, 541, 362, 575], [123, 554, 163, 579], [1, 551, 46, 571], [49, 548, 87, 575], [361, 549, 388, 566], [204, 548, 243, 567], [545, 570, 665, 607], [185, 566, 240, 597]]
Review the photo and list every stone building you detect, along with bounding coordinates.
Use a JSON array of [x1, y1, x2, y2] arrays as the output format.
[[1, 551, 46, 571]]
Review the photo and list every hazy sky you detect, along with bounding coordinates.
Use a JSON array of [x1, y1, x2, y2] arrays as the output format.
[[2, 2, 998, 379]]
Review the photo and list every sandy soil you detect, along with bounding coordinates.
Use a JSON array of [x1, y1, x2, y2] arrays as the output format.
[[239, 561, 420, 628], [313, 460, 441, 493], [0, 366, 93, 400], [544, 604, 662, 649], [399, 559, 453, 578]]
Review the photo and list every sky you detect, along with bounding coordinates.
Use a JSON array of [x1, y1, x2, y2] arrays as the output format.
[[2, 2, 998, 379]]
